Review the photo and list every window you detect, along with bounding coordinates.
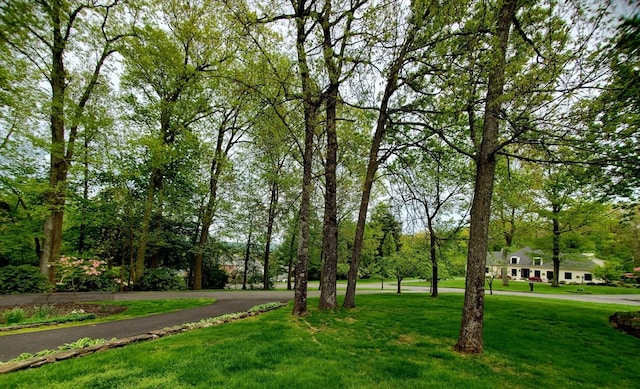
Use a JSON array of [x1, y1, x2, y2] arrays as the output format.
[[521, 269, 530, 278], [547, 271, 554, 280], [511, 269, 517, 277], [510, 257, 519, 264], [485, 267, 489, 274], [584, 273, 593, 281], [564, 272, 572, 280], [534, 270, 541, 278], [533, 257, 543, 266]]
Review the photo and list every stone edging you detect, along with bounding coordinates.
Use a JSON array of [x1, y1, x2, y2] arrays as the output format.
[[0, 303, 286, 374]]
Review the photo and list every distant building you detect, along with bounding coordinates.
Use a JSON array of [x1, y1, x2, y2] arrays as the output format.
[[485, 247, 605, 283]]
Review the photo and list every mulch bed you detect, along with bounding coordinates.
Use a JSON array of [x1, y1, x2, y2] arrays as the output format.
[[0, 303, 128, 330], [609, 311, 640, 338]]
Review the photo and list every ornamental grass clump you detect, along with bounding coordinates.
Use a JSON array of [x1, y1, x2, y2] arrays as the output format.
[[2, 308, 27, 325], [32, 305, 56, 321]]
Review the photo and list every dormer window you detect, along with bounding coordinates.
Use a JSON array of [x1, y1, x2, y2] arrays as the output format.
[[533, 257, 543, 266], [510, 256, 519, 264]]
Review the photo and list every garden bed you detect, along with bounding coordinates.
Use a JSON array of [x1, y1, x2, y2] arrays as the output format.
[[0, 303, 127, 331]]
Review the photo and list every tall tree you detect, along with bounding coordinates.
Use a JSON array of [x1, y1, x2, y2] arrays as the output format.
[[0, 0, 132, 279], [290, 0, 322, 316], [533, 163, 606, 286], [314, 0, 370, 310], [453, 0, 519, 354], [121, 0, 232, 283], [344, 0, 441, 308]]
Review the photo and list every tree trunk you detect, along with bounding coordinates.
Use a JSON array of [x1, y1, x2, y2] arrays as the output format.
[[501, 210, 515, 286], [195, 109, 239, 290], [287, 223, 296, 291], [293, 128, 313, 315], [263, 181, 278, 290], [292, 0, 317, 316], [136, 165, 165, 283], [396, 277, 402, 294], [501, 247, 510, 286], [317, 1, 341, 310], [40, 1, 116, 281], [78, 133, 90, 254], [552, 205, 561, 287], [343, 11, 420, 308], [344, 160, 378, 308], [243, 220, 253, 290], [319, 82, 339, 309], [41, 0, 67, 282], [430, 229, 439, 298], [194, 215, 211, 290], [454, 0, 518, 355], [135, 176, 157, 283]]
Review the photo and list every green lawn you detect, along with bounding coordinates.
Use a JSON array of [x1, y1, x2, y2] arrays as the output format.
[[1, 294, 638, 388], [404, 278, 640, 294]]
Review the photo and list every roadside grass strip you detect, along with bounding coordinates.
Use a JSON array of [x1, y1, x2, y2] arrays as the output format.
[[0, 302, 285, 373]]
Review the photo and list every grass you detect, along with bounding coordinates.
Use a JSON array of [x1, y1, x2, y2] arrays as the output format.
[[0, 298, 215, 335], [404, 277, 640, 294], [0, 294, 638, 388]]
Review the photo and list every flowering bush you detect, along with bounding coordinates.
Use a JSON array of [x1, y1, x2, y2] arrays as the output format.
[[54, 256, 117, 292]]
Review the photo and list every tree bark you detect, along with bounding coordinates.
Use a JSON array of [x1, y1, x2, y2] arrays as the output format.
[[263, 181, 278, 290], [41, 0, 67, 282], [78, 133, 90, 254], [501, 247, 510, 286], [287, 219, 297, 291], [552, 204, 561, 287], [243, 220, 253, 290], [430, 227, 439, 298], [135, 170, 160, 282], [194, 131, 226, 289], [319, 79, 339, 309], [501, 209, 515, 286], [292, 0, 317, 316], [454, 0, 518, 355]]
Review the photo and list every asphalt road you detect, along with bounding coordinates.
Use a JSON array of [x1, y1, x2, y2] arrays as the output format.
[[1, 285, 639, 362]]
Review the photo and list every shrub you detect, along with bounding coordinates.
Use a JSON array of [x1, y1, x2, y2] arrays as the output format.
[[3, 307, 27, 324], [202, 265, 228, 289], [137, 268, 186, 291], [0, 265, 49, 294]]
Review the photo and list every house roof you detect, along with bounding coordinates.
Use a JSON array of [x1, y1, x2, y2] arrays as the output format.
[[487, 247, 602, 271]]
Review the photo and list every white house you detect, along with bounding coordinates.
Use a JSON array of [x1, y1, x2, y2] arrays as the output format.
[[485, 247, 605, 284]]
